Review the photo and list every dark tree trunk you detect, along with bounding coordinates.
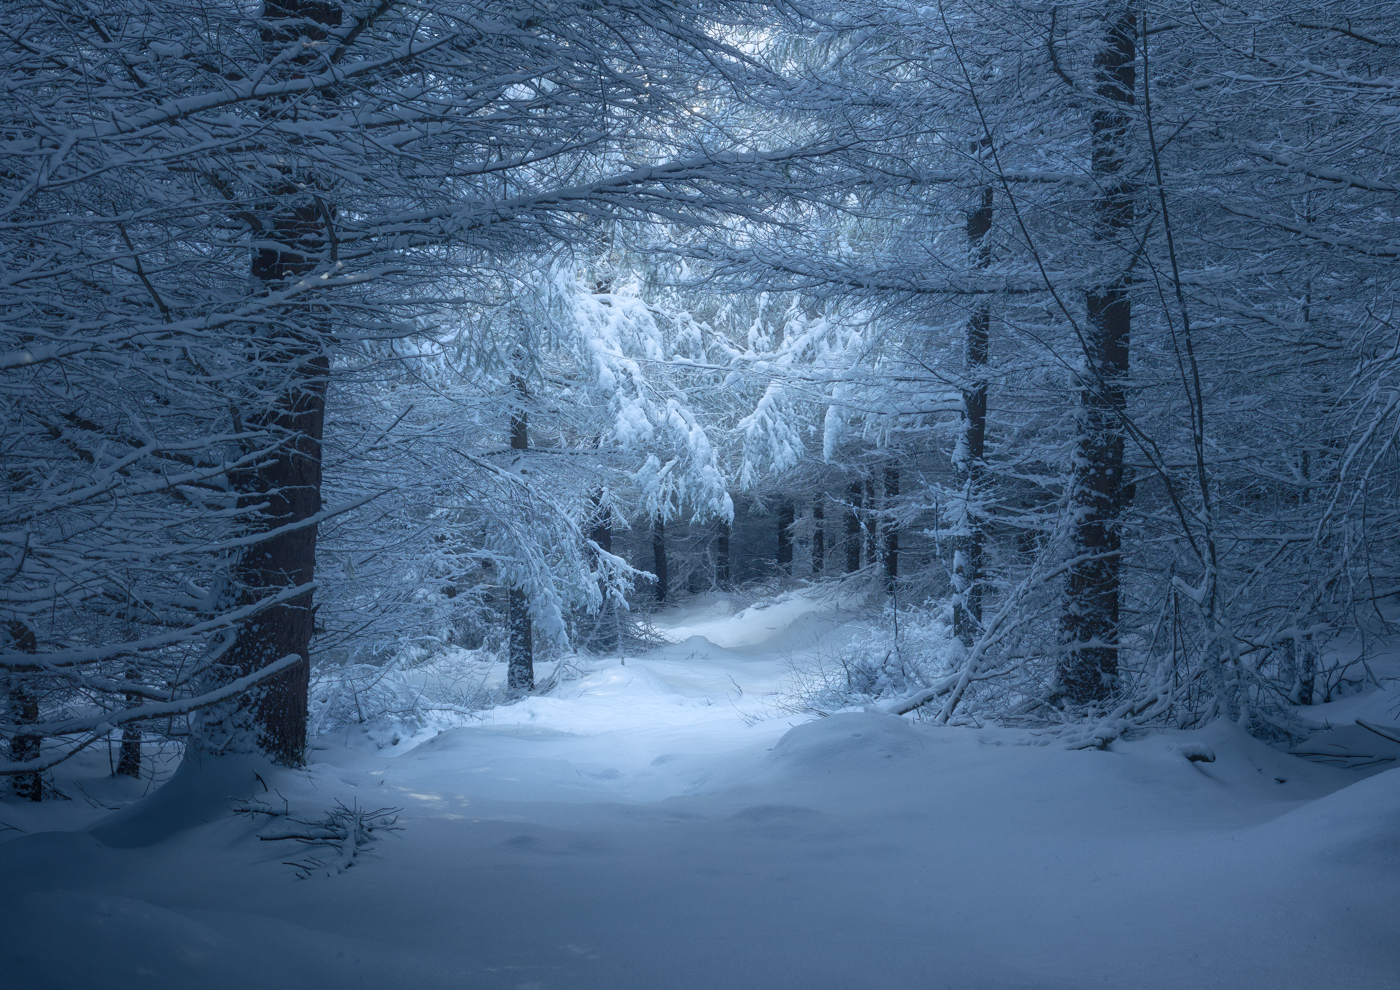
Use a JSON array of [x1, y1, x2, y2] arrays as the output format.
[[508, 588, 533, 690], [228, 241, 326, 765], [954, 176, 993, 647], [1060, 11, 1136, 703], [586, 493, 617, 653], [590, 501, 612, 556], [5, 621, 40, 801], [226, 335, 325, 765], [845, 483, 862, 573], [653, 515, 668, 604], [716, 518, 731, 589], [883, 467, 899, 591], [777, 501, 795, 575], [116, 668, 141, 779], [221, 0, 344, 766], [508, 372, 533, 690], [864, 479, 879, 569], [811, 500, 825, 575]]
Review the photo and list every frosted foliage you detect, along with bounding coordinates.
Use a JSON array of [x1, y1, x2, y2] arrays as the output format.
[[558, 272, 732, 521]]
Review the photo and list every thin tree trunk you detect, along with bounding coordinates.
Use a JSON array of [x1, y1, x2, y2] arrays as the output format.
[[864, 479, 879, 570], [954, 176, 993, 647], [508, 371, 533, 690], [588, 492, 616, 653], [5, 621, 40, 801], [716, 517, 731, 589], [777, 501, 794, 575], [812, 500, 825, 575], [653, 514, 668, 604], [507, 589, 533, 689], [1059, 10, 1136, 703], [116, 668, 141, 779], [883, 466, 899, 592], [845, 483, 862, 573]]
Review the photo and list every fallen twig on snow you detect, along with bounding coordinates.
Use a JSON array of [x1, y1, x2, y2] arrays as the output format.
[[260, 801, 402, 878]]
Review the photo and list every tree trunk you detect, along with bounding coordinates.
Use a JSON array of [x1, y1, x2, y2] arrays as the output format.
[[116, 667, 141, 779], [508, 588, 533, 690], [587, 492, 617, 653], [954, 177, 993, 647], [716, 517, 731, 589], [1059, 10, 1136, 703], [653, 514, 668, 604], [5, 621, 40, 801], [883, 467, 899, 592], [777, 501, 795, 575], [864, 479, 879, 569], [845, 483, 862, 572], [508, 371, 533, 690], [812, 500, 825, 575], [228, 234, 326, 766], [221, 0, 343, 766]]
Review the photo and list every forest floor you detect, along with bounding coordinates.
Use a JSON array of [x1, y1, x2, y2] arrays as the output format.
[[2, 588, 1399, 990]]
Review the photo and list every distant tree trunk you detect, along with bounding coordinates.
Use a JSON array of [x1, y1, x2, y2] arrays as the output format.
[[777, 501, 795, 575], [845, 483, 862, 572], [653, 514, 668, 604], [716, 517, 731, 589], [864, 479, 879, 569], [508, 371, 533, 690], [1060, 10, 1135, 703], [812, 500, 825, 575], [116, 667, 141, 779], [587, 492, 616, 653], [590, 498, 613, 557], [507, 589, 533, 689], [5, 621, 40, 801], [883, 467, 899, 592], [954, 174, 993, 647]]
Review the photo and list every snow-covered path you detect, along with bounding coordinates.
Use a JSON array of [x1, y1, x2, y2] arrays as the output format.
[[2, 592, 1398, 989]]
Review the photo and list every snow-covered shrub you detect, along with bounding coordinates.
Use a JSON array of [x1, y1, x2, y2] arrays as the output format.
[[782, 604, 962, 715], [307, 646, 501, 739]]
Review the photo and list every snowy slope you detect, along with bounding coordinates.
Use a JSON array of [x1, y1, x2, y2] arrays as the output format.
[[1, 594, 1397, 990]]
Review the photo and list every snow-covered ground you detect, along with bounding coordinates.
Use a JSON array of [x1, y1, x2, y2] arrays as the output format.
[[2, 590, 1398, 989]]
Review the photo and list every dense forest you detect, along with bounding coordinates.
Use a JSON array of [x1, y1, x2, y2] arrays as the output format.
[[2, 3, 1398, 988]]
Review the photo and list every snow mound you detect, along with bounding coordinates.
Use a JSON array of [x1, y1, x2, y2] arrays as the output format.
[[766, 711, 927, 775], [1246, 766, 1400, 869], [653, 587, 856, 649], [551, 661, 678, 701], [87, 753, 272, 849]]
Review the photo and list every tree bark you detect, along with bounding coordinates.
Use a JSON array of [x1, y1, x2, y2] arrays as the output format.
[[5, 621, 40, 801], [812, 500, 825, 575], [716, 517, 731, 589], [777, 501, 795, 575], [845, 483, 862, 572], [864, 479, 879, 570], [586, 492, 617, 652], [221, 0, 344, 766], [507, 589, 533, 690], [653, 514, 668, 604], [883, 467, 899, 592], [508, 371, 533, 690], [954, 177, 993, 647], [1059, 10, 1136, 703], [116, 667, 141, 779]]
